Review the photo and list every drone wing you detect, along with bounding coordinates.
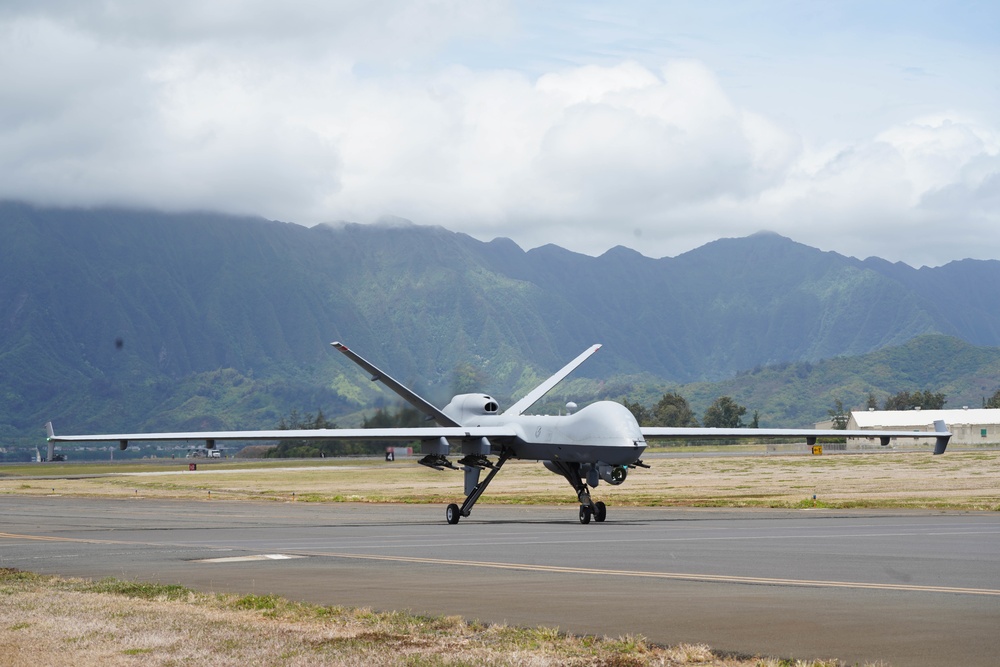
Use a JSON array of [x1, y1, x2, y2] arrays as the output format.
[[46, 421, 515, 447], [641, 420, 952, 455]]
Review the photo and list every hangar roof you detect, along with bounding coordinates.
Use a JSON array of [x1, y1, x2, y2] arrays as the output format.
[[852, 408, 1000, 427]]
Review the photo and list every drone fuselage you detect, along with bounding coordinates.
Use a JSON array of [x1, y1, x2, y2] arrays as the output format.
[[446, 396, 646, 466]]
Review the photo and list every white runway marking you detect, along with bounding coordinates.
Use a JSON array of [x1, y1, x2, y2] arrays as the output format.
[[192, 554, 305, 563], [309, 551, 1000, 597]]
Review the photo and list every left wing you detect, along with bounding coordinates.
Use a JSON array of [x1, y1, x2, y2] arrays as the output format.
[[46, 422, 516, 447], [641, 419, 952, 455]]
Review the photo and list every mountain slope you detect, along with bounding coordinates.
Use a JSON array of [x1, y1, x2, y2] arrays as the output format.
[[3, 202, 1000, 441], [675, 334, 1000, 426]]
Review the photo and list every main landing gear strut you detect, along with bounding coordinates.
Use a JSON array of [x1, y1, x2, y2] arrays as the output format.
[[446, 450, 512, 524], [442, 455, 628, 525]]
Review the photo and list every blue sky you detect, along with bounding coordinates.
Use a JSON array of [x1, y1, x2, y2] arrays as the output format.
[[498, 2, 998, 135], [1, 1, 997, 266]]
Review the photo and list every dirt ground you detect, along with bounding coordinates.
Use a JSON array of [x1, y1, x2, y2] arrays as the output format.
[[3, 450, 998, 510]]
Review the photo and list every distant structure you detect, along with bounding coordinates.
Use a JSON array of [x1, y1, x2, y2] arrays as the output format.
[[848, 409, 1000, 446]]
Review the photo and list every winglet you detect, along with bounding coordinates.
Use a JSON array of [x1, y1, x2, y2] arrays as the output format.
[[331, 342, 460, 427], [503, 344, 602, 416], [45, 421, 55, 441], [933, 419, 950, 455]]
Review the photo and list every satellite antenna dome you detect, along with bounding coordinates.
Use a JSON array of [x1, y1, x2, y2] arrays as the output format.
[[566, 402, 578, 414]]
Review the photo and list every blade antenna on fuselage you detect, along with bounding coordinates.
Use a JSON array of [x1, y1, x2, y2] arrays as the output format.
[[502, 344, 602, 417], [331, 342, 460, 427]]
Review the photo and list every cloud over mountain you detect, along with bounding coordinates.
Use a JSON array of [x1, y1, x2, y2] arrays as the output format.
[[1, 1, 996, 266]]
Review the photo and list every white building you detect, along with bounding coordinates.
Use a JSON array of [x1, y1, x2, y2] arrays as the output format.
[[848, 408, 1000, 446]]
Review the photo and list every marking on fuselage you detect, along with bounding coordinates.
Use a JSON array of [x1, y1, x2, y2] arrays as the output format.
[[307, 552, 1000, 597]]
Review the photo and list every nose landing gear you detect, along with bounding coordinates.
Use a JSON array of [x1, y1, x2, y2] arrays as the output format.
[[444, 451, 512, 524]]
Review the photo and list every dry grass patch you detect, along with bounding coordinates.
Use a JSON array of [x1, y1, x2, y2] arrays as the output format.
[[0, 569, 881, 667], [2, 451, 999, 510]]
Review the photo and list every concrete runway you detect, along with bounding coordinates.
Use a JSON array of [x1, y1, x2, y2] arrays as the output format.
[[2, 496, 998, 666]]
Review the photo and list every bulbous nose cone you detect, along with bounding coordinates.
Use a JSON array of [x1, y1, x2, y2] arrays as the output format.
[[563, 401, 646, 463]]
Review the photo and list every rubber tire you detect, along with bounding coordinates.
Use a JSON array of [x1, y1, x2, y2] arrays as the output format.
[[594, 501, 607, 522], [446, 503, 461, 524], [579, 504, 592, 524]]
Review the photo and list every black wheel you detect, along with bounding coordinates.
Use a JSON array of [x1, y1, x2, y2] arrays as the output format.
[[446, 503, 461, 524], [579, 504, 592, 524], [594, 501, 607, 522]]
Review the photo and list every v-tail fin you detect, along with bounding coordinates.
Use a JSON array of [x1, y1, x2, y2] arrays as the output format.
[[331, 342, 460, 427], [502, 344, 601, 416]]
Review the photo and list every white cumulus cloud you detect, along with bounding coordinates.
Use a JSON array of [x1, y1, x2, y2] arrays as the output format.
[[0, 1, 997, 266]]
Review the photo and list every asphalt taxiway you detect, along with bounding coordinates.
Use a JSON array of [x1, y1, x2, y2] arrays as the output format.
[[2, 497, 998, 666]]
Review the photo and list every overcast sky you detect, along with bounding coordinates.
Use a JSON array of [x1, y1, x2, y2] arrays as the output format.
[[2, 1, 997, 267]]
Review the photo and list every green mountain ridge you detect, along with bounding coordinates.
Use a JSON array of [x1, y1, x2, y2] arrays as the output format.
[[678, 334, 1000, 426], [3, 202, 1000, 445]]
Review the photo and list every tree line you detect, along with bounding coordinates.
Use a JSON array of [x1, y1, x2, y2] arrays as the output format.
[[623, 392, 757, 428], [986, 389, 1000, 409], [261, 385, 1000, 457], [825, 388, 1000, 430], [628, 385, 1000, 433], [263, 406, 424, 458]]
